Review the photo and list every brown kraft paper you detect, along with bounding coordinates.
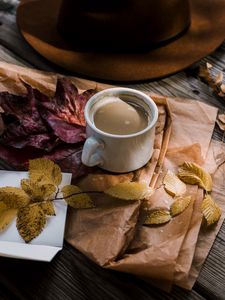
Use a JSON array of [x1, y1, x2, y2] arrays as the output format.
[[0, 62, 224, 292]]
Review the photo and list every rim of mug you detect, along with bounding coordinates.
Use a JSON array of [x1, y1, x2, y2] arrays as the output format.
[[85, 87, 158, 139]]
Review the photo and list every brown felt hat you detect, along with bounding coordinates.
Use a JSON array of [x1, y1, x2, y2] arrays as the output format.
[[17, 0, 225, 82]]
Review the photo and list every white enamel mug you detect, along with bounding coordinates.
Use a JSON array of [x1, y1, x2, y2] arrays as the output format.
[[81, 87, 158, 173]]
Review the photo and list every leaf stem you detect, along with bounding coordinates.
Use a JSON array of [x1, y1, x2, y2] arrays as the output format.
[[54, 191, 103, 201], [55, 187, 60, 199], [27, 191, 102, 207]]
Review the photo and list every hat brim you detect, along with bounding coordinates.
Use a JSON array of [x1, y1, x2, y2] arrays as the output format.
[[17, 0, 225, 82]]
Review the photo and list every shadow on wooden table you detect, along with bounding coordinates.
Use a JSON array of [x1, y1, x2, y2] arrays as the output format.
[[0, 241, 205, 300]]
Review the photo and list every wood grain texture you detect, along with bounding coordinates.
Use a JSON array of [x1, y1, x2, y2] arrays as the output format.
[[0, 5, 225, 300], [0, 242, 207, 300], [194, 222, 225, 300]]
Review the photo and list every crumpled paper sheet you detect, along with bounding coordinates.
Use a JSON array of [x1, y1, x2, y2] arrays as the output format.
[[181, 140, 225, 289], [0, 61, 110, 96], [66, 97, 220, 291], [0, 61, 224, 292]]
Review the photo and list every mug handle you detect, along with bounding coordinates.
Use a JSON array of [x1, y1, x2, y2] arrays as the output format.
[[81, 136, 104, 167]]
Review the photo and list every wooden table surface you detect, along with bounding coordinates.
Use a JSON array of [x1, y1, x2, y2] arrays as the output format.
[[0, 3, 225, 300]]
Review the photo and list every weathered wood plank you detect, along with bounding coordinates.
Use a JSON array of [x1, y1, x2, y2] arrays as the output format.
[[0, 242, 207, 300], [0, 11, 59, 71], [194, 222, 225, 300], [0, 44, 30, 66]]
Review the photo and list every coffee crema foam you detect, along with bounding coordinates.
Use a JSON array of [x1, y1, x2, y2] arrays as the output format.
[[93, 96, 149, 135]]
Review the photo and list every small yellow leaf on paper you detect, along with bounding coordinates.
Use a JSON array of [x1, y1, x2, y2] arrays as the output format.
[[178, 162, 212, 192], [206, 62, 212, 69], [105, 182, 154, 200], [215, 71, 224, 84], [144, 209, 171, 225], [0, 187, 30, 208], [16, 204, 46, 243], [39, 201, 55, 216], [61, 185, 94, 209], [221, 84, 225, 93], [218, 114, 225, 124], [216, 119, 225, 131], [201, 194, 221, 226], [163, 170, 186, 197], [0, 202, 8, 212], [21, 179, 56, 202], [170, 196, 192, 217], [29, 158, 62, 186], [0, 202, 17, 232]]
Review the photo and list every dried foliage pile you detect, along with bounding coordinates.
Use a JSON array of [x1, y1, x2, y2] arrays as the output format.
[[0, 78, 96, 178], [144, 162, 220, 226], [0, 159, 221, 243]]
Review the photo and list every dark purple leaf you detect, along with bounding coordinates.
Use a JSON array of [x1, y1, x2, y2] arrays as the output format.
[[0, 87, 46, 133], [38, 110, 86, 144], [0, 144, 43, 168], [0, 78, 98, 179], [0, 84, 51, 150], [44, 144, 91, 179], [0, 143, 90, 180], [37, 78, 96, 127]]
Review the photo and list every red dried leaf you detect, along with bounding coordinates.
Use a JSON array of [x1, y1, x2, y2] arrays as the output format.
[[0, 144, 43, 168], [0, 78, 96, 148], [37, 110, 86, 144], [44, 144, 92, 180], [0, 143, 90, 180], [0, 78, 96, 179], [0, 84, 56, 150], [37, 78, 96, 127], [36, 78, 96, 143]]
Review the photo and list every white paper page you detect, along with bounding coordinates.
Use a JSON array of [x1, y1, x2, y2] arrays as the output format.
[[0, 171, 72, 247], [0, 241, 61, 261]]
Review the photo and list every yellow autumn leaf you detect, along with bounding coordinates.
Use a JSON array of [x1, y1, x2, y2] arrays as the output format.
[[39, 201, 55, 216], [61, 185, 94, 209], [105, 182, 154, 200], [216, 119, 225, 131], [201, 194, 221, 226], [29, 158, 62, 186], [215, 71, 223, 84], [144, 209, 171, 225], [218, 113, 225, 124], [170, 196, 192, 217], [178, 162, 212, 192], [21, 179, 56, 202], [16, 204, 46, 243], [0, 187, 30, 208], [163, 170, 186, 197], [0, 202, 17, 232]]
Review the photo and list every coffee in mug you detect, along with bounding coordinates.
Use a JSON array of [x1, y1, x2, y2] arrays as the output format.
[[82, 88, 158, 173], [93, 96, 149, 135]]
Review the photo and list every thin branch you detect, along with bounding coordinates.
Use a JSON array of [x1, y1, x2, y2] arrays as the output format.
[[54, 187, 60, 199], [54, 190, 103, 201]]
